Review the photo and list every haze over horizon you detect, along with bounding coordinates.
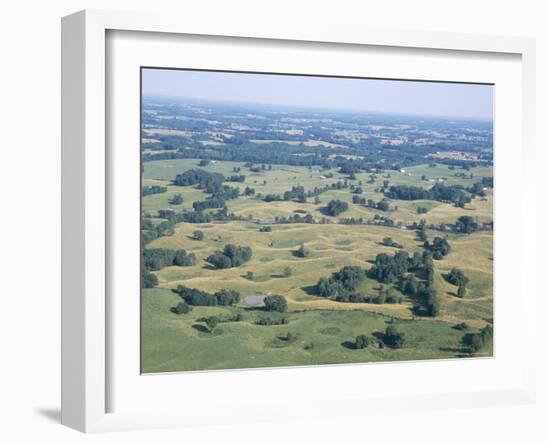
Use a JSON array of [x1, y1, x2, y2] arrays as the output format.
[[142, 68, 494, 121]]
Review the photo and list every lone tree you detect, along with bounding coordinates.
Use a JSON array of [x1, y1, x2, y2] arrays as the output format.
[[193, 230, 204, 241], [385, 325, 406, 348], [264, 294, 288, 313], [355, 334, 369, 349], [295, 243, 310, 258], [169, 193, 184, 205], [171, 302, 192, 315], [457, 284, 467, 298], [283, 267, 293, 277], [205, 316, 219, 333]]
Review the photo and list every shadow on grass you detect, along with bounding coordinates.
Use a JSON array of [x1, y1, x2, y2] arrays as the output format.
[[341, 341, 357, 350], [192, 324, 209, 333], [301, 285, 318, 296]]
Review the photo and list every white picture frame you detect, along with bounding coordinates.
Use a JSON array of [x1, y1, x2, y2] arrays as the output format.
[[61, 9, 538, 433]]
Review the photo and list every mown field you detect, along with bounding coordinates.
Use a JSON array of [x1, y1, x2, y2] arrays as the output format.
[[142, 158, 494, 373]]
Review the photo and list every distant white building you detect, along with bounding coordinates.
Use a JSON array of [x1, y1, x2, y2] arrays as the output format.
[[310, 165, 321, 177]]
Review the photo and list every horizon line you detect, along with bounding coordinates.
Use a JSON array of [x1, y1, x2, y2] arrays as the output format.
[[142, 92, 494, 123]]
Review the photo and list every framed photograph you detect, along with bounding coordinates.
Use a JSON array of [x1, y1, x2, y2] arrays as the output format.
[[62, 9, 538, 432]]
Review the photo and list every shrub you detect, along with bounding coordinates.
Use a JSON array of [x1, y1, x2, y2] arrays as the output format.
[[193, 230, 204, 241], [325, 199, 349, 216], [385, 325, 406, 348], [171, 302, 192, 315], [264, 295, 288, 312]]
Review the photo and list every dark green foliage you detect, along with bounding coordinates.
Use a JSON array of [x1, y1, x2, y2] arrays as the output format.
[[283, 185, 306, 203], [173, 250, 197, 267], [255, 314, 289, 326], [454, 322, 469, 331], [173, 168, 224, 192], [205, 316, 218, 332], [226, 175, 245, 182], [457, 285, 466, 298], [142, 185, 167, 196], [382, 237, 402, 248], [214, 289, 240, 306], [244, 186, 256, 196], [206, 244, 252, 269], [193, 197, 226, 211], [386, 183, 472, 204], [295, 243, 310, 258], [463, 325, 493, 353], [173, 286, 218, 306], [317, 266, 366, 297], [416, 206, 428, 214], [455, 215, 478, 234], [259, 226, 272, 232], [143, 248, 196, 271], [168, 193, 183, 205], [171, 302, 192, 315], [369, 251, 412, 284], [282, 267, 293, 277], [141, 268, 158, 288], [385, 325, 406, 348], [172, 285, 241, 306], [264, 294, 288, 312], [244, 271, 254, 280], [198, 159, 210, 167], [325, 199, 349, 216], [424, 237, 451, 259], [447, 268, 469, 287], [355, 334, 369, 349], [193, 230, 204, 240]]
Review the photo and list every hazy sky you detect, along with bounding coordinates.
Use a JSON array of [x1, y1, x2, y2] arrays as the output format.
[[142, 68, 493, 120]]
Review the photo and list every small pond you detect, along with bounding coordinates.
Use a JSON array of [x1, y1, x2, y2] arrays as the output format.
[[244, 295, 266, 306]]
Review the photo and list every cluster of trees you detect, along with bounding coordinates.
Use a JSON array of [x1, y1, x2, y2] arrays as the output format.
[[446, 268, 469, 297], [317, 266, 367, 298], [455, 215, 478, 234], [283, 185, 307, 203], [381, 237, 403, 249], [226, 175, 245, 182], [369, 251, 431, 284], [263, 294, 288, 312], [259, 226, 272, 232], [255, 314, 289, 326], [352, 196, 394, 212], [463, 325, 493, 353], [206, 244, 252, 269], [141, 267, 159, 288], [325, 199, 349, 216], [423, 237, 451, 259], [142, 248, 196, 271], [168, 193, 183, 205], [354, 334, 381, 349], [172, 285, 241, 306], [386, 183, 472, 205], [173, 168, 224, 191], [142, 185, 167, 196], [369, 250, 440, 316]]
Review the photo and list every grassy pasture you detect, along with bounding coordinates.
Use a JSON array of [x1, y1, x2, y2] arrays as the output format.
[[141, 288, 487, 373], [141, 159, 493, 372], [143, 159, 493, 226]]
